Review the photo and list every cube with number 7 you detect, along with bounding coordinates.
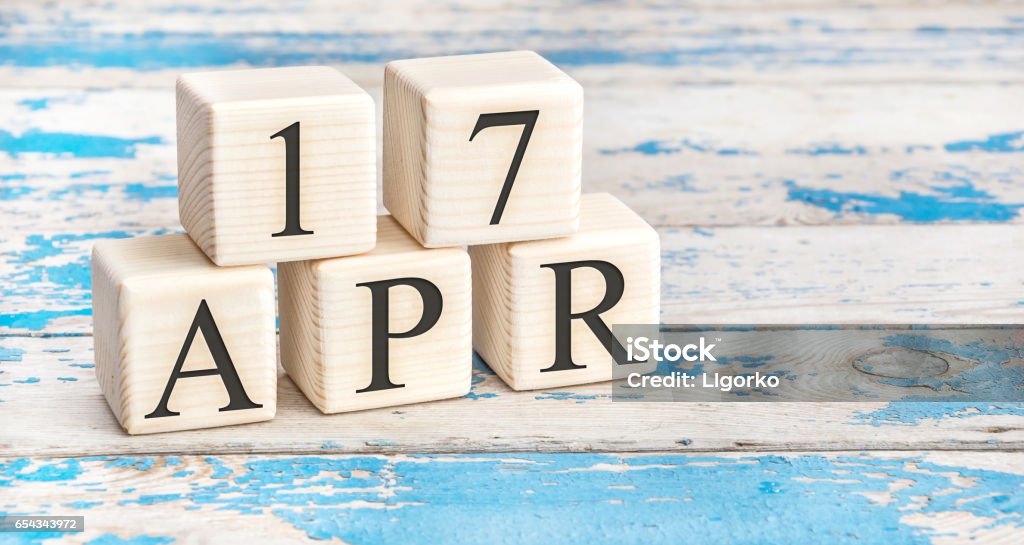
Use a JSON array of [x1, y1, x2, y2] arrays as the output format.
[[177, 66, 377, 266], [383, 50, 583, 247]]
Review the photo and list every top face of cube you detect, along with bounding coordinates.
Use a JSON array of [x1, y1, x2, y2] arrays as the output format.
[[387, 51, 581, 105], [507, 193, 658, 258], [314, 215, 464, 273], [177, 66, 371, 108], [93, 234, 246, 280], [93, 234, 269, 288]]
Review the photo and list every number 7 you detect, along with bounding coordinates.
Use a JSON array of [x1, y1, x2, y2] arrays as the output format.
[[469, 110, 539, 225]]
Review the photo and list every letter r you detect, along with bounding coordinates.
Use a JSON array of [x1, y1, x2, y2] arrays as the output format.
[[539, 260, 629, 372]]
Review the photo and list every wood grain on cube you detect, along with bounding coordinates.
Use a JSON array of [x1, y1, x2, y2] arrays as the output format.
[[177, 66, 376, 266], [471, 193, 660, 390], [278, 215, 472, 413], [383, 50, 583, 248], [91, 234, 277, 434]]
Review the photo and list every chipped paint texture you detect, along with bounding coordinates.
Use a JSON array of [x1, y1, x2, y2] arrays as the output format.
[[1, 454, 1023, 544]]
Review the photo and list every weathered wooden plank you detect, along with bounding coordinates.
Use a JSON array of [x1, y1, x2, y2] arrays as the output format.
[[5, 219, 1024, 333], [0, 2, 1021, 87], [1, 84, 1020, 236], [3, 84, 1021, 234], [1, 335, 1022, 457], [659, 224, 1024, 324], [1, 450, 1022, 544]]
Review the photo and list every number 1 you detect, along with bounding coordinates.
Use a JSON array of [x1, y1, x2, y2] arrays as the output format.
[[271, 121, 314, 237], [469, 110, 539, 225]]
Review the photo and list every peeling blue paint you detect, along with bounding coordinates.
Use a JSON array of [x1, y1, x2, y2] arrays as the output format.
[[85, 533, 175, 545], [625, 174, 701, 193], [18, 231, 133, 262], [853, 334, 1024, 425], [205, 457, 233, 479], [787, 143, 867, 156], [0, 347, 24, 362], [106, 458, 156, 472], [465, 353, 499, 400], [65, 500, 103, 509], [13, 453, 1015, 544], [601, 139, 755, 157], [0, 130, 163, 159], [0, 187, 36, 201], [945, 131, 1024, 153], [0, 308, 92, 331], [1, 230, 139, 331], [0, 458, 83, 486], [17, 97, 52, 111], [70, 170, 112, 179], [0, 29, 1017, 71], [855, 402, 1024, 426], [123, 182, 177, 202], [784, 180, 1024, 222]]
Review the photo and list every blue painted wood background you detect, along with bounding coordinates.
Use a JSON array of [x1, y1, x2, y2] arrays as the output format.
[[1, 0, 1023, 543]]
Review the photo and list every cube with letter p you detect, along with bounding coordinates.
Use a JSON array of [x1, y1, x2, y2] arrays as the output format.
[[278, 215, 472, 413], [383, 50, 583, 247]]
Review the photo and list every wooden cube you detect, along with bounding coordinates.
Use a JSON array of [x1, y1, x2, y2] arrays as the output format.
[[471, 193, 660, 390], [279, 215, 472, 413], [383, 50, 583, 248], [177, 66, 376, 266], [91, 235, 277, 434]]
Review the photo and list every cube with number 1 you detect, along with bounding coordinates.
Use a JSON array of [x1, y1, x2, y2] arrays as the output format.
[[177, 66, 376, 266]]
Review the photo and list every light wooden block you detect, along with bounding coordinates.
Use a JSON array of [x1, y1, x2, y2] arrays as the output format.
[[470, 193, 660, 390], [91, 234, 277, 435], [279, 215, 472, 413], [177, 66, 376, 266], [382, 50, 583, 248]]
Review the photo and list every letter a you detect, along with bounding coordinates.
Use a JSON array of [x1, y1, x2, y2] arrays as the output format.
[[145, 300, 262, 419]]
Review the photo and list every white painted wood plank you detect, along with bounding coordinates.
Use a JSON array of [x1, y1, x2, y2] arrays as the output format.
[[3, 84, 1020, 236], [659, 224, 1024, 324], [5, 193, 1024, 334], [0, 2, 1021, 87], [2, 450, 1023, 544], [1, 334, 1022, 457]]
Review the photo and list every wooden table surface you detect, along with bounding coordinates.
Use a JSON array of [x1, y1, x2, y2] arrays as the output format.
[[2, 1, 1023, 543]]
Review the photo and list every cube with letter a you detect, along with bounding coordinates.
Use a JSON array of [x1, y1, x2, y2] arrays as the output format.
[[471, 193, 660, 390], [91, 234, 277, 434], [176, 66, 376, 266], [382, 50, 583, 247], [278, 215, 472, 413]]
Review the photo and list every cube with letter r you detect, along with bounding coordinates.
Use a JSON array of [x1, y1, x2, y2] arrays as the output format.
[[471, 193, 661, 390], [91, 235, 277, 434], [383, 50, 583, 248]]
